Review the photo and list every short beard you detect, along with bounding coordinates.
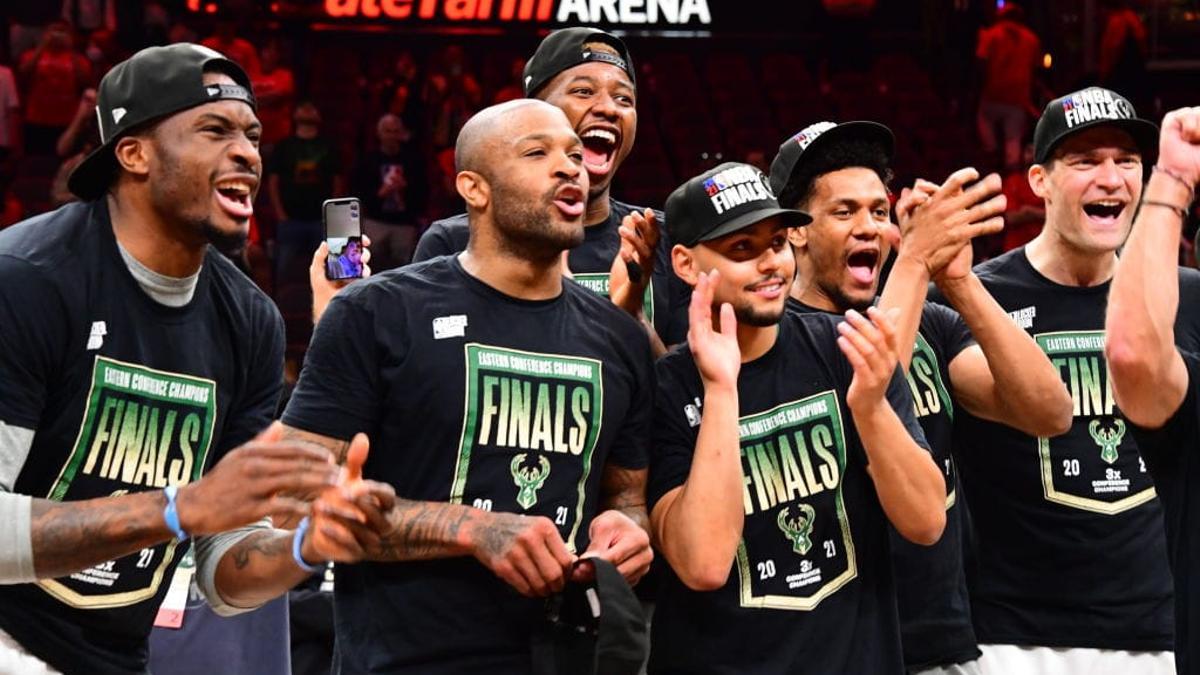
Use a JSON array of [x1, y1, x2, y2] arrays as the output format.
[[818, 279, 874, 313], [732, 300, 785, 327], [202, 218, 248, 256], [491, 178, 583, 261]]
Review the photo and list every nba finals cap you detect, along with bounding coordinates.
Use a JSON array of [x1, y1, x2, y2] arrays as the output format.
[[69, 43, 257, 200], [523, 27, 636, 97], [768, 120, 895, 202], [665, 162, 811, 248], [531, 558, 647, 675], [1032, 86, 1158, 164]]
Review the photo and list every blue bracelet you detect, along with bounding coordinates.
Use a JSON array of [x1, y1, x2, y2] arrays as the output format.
[[162, 486, 189, 542], [292, 517, 324, 574]]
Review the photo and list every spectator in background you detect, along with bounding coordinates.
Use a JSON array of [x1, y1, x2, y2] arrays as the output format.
[[17, 20, 92, 156], [201, 14, 260, 77], [49, 86, 98, 208], [0, 62, 19, 163], [8, 4, 62, 62], [1099, 0, 1148, 111], [999, 142, 1044, 252], [377, 50, 424, 131], [268, 101, 344, 289], [351, 113, 425, 270], [976, 3, 1041, 171], [0, 168, 21, 228], [61, 0, 117, 35], [252, 39, 296, 152], [427, 146, 463, 219], [491, 56, 526, 104], [425, 45, 481, 149], [83, 27, 124, 78]]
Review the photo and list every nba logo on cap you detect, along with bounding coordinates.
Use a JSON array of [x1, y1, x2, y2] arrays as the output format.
[[703, 178, 719, 197], [793, 121, 837, 150]]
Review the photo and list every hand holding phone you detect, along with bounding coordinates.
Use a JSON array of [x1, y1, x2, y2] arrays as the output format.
[[324, 198, 364, 281]]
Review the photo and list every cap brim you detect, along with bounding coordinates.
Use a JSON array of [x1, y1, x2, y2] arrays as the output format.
[[696, 207, 812, 244], [67, 141, 119, 201], [1037, 117, 1160, 166]]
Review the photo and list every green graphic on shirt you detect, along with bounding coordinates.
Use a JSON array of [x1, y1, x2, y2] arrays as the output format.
[[1089, 419, 1126, 465], [1035, 330, 1155, 514], [777, 504, 816, 555], [40, 356, 217, 609], [733, 391, 857, 611], [907, 333, 954, 420], [572, 273, 655, 325], [451, 344, 604, 550], [511, 453, 551, 509]]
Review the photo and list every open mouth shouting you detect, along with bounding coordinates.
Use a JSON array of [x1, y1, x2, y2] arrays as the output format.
[[579, 125, 620, 178], [1082, 198, 1127, 228], [846, 247, 881, 287], [214, 175, 256, 220], [553, 183, 586, 219]]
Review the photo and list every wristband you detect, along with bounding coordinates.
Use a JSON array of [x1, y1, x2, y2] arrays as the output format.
[[162, 485, 189, 542], [1141, 199, 1190, 221], [292, 517, 324, 574], [1153, 165, 1196, 199]]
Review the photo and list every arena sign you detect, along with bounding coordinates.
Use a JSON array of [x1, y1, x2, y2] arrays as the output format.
[[323, 0, 713, 26]]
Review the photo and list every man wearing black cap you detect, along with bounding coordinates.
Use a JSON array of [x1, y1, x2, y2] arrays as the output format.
[[646, 161, 946, 673], [0, 44, 389, 674], [414, 27, 687, 354], [281, 98, 654, 673], [1108, 107, 1200, 674], [927, 87, 1200, 673], [769, 120, 1071, 675]]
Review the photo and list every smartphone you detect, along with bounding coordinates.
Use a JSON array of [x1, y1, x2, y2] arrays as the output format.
[[323, 197, 364, 281]]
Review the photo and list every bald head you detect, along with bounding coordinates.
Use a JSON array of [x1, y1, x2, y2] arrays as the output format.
[[455, 99, 571, 178]]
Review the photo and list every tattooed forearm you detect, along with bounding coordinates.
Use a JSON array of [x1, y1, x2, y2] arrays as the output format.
[[214, 530, 309, 608], [280, 425, 351, 463], [30, 492, 173, 580], [366, 499, 476, 562], [600, 465, 650, 532], [230, 530, 291, 570]]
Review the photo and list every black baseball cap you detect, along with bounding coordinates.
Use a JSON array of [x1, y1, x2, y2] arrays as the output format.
[[523, 28, 636, 97], [531, 558, 647, 675], [68, 43, 257, 201], [768, 120, 895, 203], [666, 162, 811, 247], [1032, 86, 1158, 164]]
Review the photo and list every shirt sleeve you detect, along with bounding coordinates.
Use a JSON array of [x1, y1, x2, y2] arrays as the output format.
[[0, 256, 67, 429], [211, 300, 284, 461], [605, 324, 655, 471], [925, 302, 976, 363], [281, 291, 387, 440], [412, 219, 459, 262], [1129, 349, 1200, 476], [647, 355, 702, 510]]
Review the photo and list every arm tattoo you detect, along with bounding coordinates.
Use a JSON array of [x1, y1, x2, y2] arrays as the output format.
[[280, 425, 351, 464], [601, 465, 650, 532], [367, 499, 475, 562], [30, 492, 170, 580], [230, 531, 290, 570]]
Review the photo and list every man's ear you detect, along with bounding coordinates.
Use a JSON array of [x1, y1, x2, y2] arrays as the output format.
[[113, 135, 152, 179], [672, 243, 700, 286], [787, 226, 808, 250], [1028, 163, 1049, 200], [456, 170, 490, 210]]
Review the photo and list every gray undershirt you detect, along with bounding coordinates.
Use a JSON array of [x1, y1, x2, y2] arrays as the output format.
[[115, 241, 200, 307]]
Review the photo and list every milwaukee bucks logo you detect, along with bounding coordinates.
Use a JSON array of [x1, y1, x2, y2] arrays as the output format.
[[511, 453, 550, 509], [1088, 419, 1126, 465], [777, 504, 816, 556]]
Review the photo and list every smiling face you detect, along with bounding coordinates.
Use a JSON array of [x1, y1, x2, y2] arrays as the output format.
[[537, 58, 637, 201], [1030, 126, 1142, 255], [139, 71, 261, 250], [678, 218, 794, 327], [789, 167, 891, 312]]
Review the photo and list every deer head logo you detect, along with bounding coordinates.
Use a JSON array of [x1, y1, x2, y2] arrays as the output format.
[[511, 453, 551, 510], [777, 504, 817, 556], [1088, 419, 1126, 465]]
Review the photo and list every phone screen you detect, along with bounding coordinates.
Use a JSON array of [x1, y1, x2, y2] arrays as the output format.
[[323, 198, 363, 281]]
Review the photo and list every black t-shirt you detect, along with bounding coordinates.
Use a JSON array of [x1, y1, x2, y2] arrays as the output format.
[[281, 255, 654, 674], [646, 311, 930, 675], [0, 201, 284, 675], [267, 135, 342, 221], [350, 147, 427, 225], [927, 247, 1200, 650], [1131, 350, 1200, 675], [788, 297, 980, 669], [412, 199, 689, 345]]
